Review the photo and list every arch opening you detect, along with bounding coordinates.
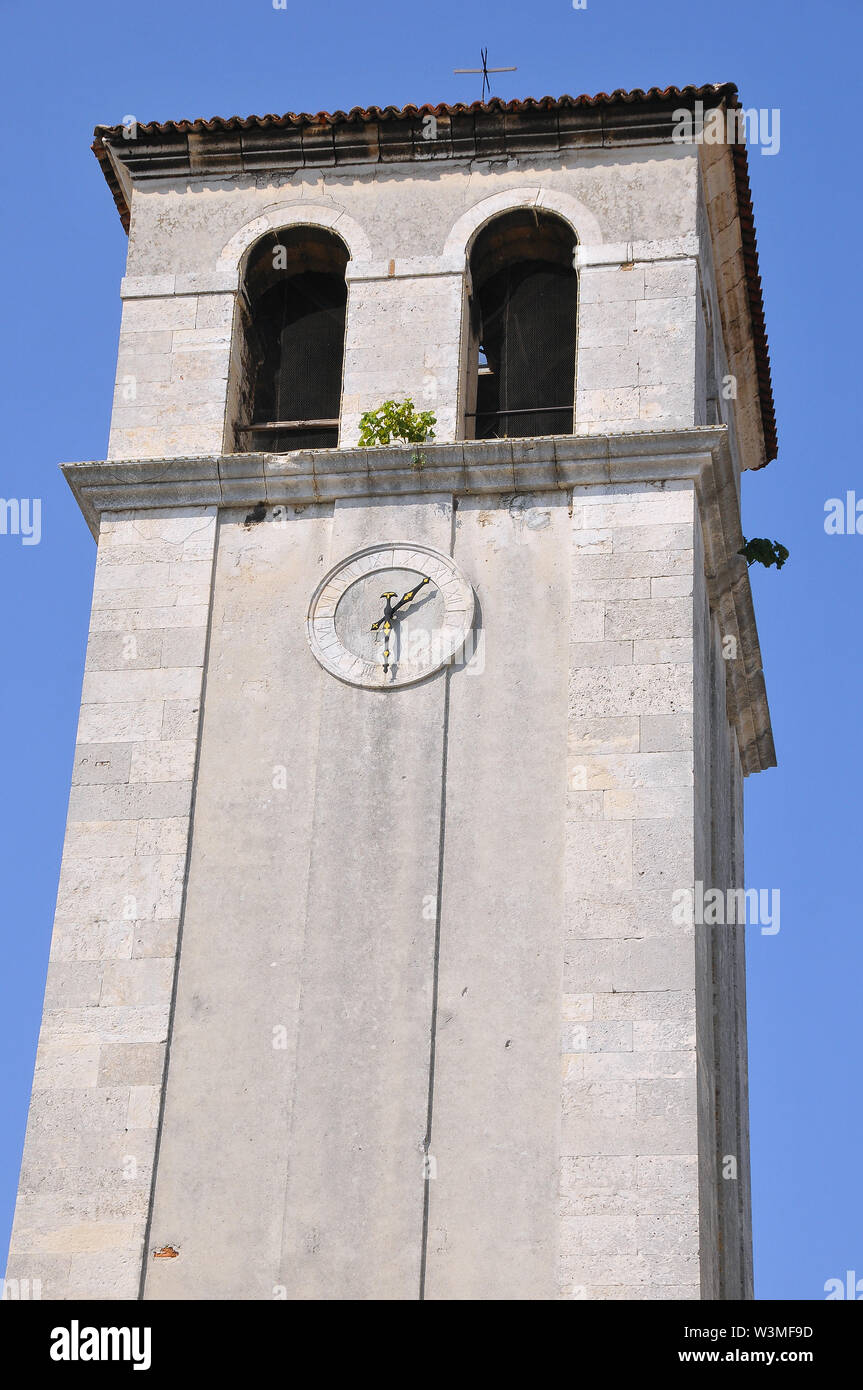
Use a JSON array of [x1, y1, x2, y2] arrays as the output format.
[[235, 226, 349, 452], [465, 210, 578, 440]]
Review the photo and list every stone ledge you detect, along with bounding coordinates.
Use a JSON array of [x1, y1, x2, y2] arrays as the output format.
[[575, 236, 699, 268], [345, 255, 465, 282], [63, 429, 725, 528], [120, 269, 239, 298]]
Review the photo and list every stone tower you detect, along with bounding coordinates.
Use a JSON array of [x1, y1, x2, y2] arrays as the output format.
[[7, 84, 776, 1300]]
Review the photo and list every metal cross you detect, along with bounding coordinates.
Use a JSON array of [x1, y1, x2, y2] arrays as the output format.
[[454, 47, 517, 102]]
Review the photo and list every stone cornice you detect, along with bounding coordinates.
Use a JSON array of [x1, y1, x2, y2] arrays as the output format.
[[699, 141, 774, 470], [62, 427, 774, 774], [691, 435, 776, 777], [63, 430, 727, 527]]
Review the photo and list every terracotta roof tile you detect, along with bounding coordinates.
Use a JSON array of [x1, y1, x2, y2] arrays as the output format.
[[92, 85, 738, 138]]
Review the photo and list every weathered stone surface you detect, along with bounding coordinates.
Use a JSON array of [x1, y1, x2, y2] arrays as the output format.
[[641, 713, 694, 752], [7, 509, 215, 1300], [97, 1042, 166, 1086]]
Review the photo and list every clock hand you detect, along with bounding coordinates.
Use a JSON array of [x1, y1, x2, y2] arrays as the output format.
[[371, 617, 393, 667], [371, 592, 398, 633], [389, 575, 433, 617], [372, 592, 398, 671], [371, 579, 431, 669]]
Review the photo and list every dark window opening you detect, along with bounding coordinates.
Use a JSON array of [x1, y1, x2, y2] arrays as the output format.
[[237, 228, 348, 452], [466, 211, 577, 440]]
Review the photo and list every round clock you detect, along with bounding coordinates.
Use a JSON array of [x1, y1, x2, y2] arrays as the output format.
[[307, 542, 474, 688]]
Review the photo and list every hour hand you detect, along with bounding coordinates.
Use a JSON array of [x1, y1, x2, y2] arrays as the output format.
[[371, 593, 398, 632], [391, 575, 433, 616]]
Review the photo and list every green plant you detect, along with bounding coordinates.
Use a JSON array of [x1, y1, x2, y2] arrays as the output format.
[[737, 537, 790, 571], [358, 399, 436, 448]]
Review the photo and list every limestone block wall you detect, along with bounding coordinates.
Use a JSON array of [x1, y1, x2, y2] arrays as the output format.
[[575, 254, 698, 435], [340, 263, 465, 447], [5, 509, 216, 1299], [141, 478, 745, 1299], [693, 505, 752, 1299], [559, 480, 703, 1298], [105, 148, 708, 460], [142, 495, 452, 1301], [9, 429, 763, 1299], [423, 491, 572, 1300], [110, 273, 237, 460]]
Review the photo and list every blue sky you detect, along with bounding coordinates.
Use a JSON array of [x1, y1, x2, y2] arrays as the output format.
[[1, 0, 860, 1300]]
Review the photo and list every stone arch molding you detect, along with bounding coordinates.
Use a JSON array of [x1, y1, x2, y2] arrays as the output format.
[[442, 187, 603, 262], [219, 202, 373, 281]]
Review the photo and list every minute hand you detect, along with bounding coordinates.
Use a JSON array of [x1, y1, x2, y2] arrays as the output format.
[[390, 575, 433, 617]]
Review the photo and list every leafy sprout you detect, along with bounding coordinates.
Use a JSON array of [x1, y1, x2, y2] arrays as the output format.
[[737, 537, 790, 570], [358, 399, 436, 448]]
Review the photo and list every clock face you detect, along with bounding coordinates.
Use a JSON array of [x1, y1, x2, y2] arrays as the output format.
[[307, 543, 474, 688]]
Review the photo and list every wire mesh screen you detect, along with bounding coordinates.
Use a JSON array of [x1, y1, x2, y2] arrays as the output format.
[[474, 260, 577, 438], [251, 272, 347, 449]]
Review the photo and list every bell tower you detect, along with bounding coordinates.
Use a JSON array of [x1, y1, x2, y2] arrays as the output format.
[[7, 84, 776, 1300]]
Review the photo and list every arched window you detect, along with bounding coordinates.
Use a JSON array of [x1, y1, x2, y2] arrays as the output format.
[[236, 227, 348, 451], [465, 210, 577, 439]]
